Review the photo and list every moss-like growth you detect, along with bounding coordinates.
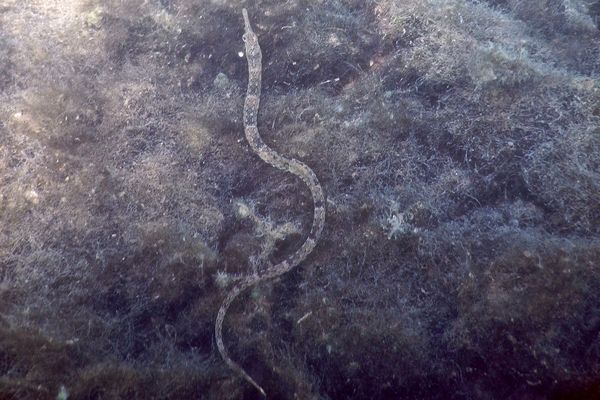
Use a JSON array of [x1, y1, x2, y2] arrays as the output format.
[[1, 0, 599, 398]]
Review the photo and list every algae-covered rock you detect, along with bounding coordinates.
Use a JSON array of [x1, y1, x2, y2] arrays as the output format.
[[0, 1, 599, 399]]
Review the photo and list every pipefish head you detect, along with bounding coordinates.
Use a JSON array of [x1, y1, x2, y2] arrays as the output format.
[[242, 8, 261, 58]]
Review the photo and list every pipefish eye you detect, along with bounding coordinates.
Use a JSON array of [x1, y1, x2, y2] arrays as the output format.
[[242, 33, 248, 42]]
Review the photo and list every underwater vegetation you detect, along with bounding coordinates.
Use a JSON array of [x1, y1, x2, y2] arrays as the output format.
[[0, 0, 599, 399]]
